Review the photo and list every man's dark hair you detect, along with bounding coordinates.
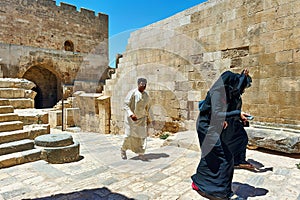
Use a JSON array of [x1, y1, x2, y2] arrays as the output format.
[[137, 78, 147, 85]]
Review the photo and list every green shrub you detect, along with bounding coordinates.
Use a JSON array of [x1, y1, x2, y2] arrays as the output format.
[[159, 133, 169, 140]]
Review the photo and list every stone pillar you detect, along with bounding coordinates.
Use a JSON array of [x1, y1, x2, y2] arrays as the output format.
[[97, 95, 111, 134]]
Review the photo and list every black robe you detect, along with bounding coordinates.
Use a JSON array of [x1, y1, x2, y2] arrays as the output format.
[[222, 96, 248, 166], [191, 71, 248, 199]]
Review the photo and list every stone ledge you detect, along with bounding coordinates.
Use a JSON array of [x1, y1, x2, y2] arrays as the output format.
[[162, 127, 300, 154], [246, 126, 300, 154], [162, 131, 200, 152]]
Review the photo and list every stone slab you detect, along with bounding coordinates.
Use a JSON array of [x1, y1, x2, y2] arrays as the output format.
[[34, 133, 74, 147]]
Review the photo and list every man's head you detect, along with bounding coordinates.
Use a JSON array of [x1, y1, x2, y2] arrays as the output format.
[[137, 78, 147, 92]]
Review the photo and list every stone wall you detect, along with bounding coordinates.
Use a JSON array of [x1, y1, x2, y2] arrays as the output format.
[[0, 0, 109, 109], [105, 0, 300, 135], [0, 0, 108, 53], [0, 44, 108, 107]]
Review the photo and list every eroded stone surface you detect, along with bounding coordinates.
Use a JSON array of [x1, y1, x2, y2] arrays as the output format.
[[246, 126, 300, 154], [35, 133, 74, 147]]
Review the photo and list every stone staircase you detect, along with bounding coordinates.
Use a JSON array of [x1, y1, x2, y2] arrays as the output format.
[[0, 78, 36, 109], [0, 98, 50, 169]]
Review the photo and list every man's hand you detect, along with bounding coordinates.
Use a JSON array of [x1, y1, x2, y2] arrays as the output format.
[[130, 114, 138, 121]]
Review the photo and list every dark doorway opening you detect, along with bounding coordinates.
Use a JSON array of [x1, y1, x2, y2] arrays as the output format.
[[32, 85, 43, 109], [23, 66, 61, 108]]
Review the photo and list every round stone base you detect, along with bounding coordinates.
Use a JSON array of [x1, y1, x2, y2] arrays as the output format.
[[35, 133, 80, 164]]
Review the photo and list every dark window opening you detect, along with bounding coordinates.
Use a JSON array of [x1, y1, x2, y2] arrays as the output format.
[[64, 40, 74, 52]]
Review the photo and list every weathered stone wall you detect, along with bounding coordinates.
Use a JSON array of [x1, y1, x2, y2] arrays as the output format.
[[0, 0, 109, 110], [0, 0, 108, 53], [105, 0, 300, 135], [0, 44, 108, 106]]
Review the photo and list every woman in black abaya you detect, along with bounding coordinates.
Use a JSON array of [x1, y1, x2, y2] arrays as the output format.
[[191, 69, 251, 200], [222, 70, 253, 169]]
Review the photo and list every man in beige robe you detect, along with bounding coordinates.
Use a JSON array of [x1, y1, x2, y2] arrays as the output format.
[[121, 78, 150, 160]]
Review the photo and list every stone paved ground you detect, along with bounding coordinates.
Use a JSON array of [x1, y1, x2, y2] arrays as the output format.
[[0, 129, 299, 200]]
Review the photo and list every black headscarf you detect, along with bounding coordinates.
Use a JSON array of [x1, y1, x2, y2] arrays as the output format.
[[237, 70, 252, 94], [210, 71, 240, 102]]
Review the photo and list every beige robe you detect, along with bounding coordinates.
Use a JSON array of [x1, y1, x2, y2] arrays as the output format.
[[121, 88, 150, 154]]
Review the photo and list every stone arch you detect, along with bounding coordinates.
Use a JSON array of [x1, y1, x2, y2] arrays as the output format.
[[23, 66, 62, 108], [64, 40, 74, 52]]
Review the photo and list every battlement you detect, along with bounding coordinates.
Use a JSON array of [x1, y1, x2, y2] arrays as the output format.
[[58, 2, 105, 18], [16, 0, 107, 18], [0, 0, 107, 20]]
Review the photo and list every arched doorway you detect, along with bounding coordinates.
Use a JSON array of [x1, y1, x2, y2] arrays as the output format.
[[23, 66, 61, 108]]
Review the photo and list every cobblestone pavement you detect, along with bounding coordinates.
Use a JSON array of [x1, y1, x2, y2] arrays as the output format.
[[0, 129, 299, 200]]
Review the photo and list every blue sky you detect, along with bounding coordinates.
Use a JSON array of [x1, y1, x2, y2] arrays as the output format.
[[55, 0, 206, 67]]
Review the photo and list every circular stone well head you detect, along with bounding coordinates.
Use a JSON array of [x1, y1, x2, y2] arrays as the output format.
[[35, 133, 80, 164], [35, 133, 74, 147]]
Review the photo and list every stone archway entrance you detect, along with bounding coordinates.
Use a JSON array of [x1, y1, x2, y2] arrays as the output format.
[[23, 66, 61, 108]]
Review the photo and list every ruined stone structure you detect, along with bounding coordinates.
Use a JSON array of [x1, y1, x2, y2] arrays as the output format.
[[104, 0, 300, 138], [0, 0, 109, 109], [0, 0, 299, 154]]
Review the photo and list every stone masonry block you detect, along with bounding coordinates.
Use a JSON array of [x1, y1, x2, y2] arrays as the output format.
[[48, 111, 62, 128]]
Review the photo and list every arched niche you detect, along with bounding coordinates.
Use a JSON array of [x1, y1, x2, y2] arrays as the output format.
[[23, 66, 61, 108]]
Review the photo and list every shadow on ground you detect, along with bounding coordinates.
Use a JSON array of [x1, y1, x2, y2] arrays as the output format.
[[247, 159, 273, 172], [23, 187, 134, 200], [253, 148, 300, 159], [233, 182, 268, 199], [130, 153, 169, 161]]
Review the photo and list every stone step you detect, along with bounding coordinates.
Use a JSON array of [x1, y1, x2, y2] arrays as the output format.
[[0, 88, 26, 98], [0, 78, 35, 89], [0, 105, 14, 114], [15, 109, 50, 125], [0, 99, 10, 106], [0, 113, 19, 122], [24, 125, 51, 140], [0, 129, 30, 144], [0, 126, 50, 145], [0, 148, 41, 169], [0, 120, 23, 132], [0, 139, 34, 156], [9, 98, 34, 109]]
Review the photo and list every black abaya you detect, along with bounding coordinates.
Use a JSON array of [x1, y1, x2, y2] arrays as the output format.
[[191, 71, 246, 199]]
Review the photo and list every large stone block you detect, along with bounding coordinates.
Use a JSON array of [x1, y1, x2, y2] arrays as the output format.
[[48, 110, 62, 128], [246, 126, 300, 154]]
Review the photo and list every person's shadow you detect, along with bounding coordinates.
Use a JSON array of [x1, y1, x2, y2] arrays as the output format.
[[247, 159, 273, 173], [232, 182, 269, 199], [130, 153, 169, 161], [235, 159, 273, 173], [24, 187, 134, 200]]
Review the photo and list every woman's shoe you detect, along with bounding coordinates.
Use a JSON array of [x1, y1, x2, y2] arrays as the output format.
[[235, 162, 255, 170], [191, 182, 208, 198], [191, 182, 225, 200]]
